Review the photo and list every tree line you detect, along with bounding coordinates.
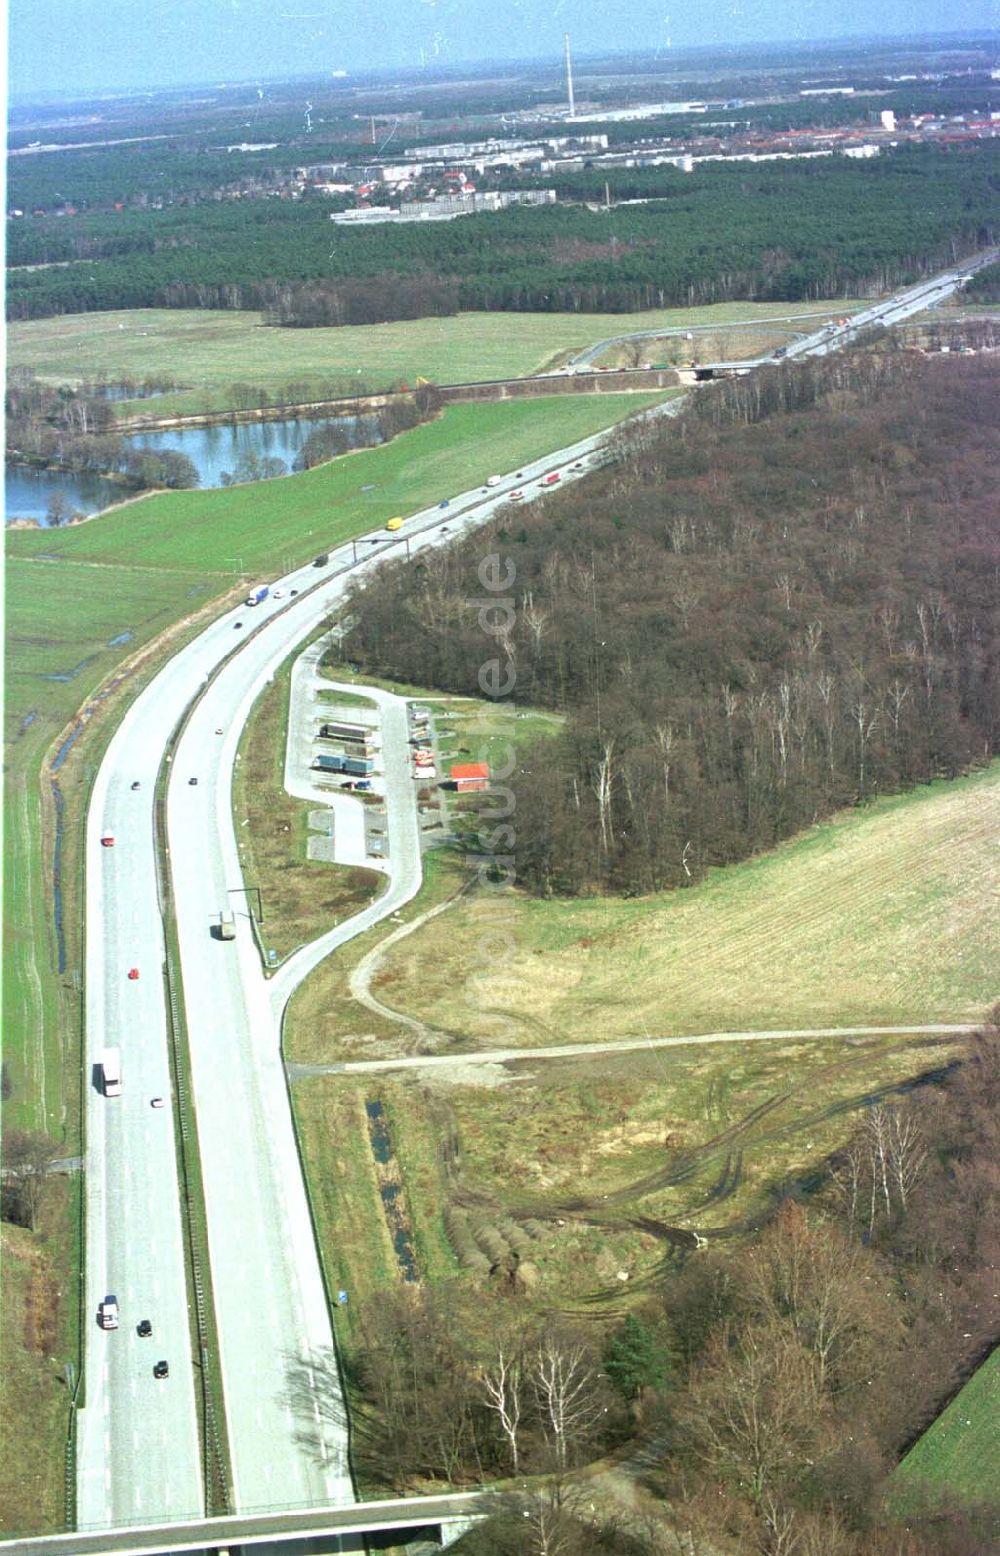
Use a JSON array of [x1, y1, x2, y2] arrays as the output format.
[[5, 370, 199, 502], [965, 260, 1000, 305], [8, 145, 998, 322], [340, 350, 998, 897]]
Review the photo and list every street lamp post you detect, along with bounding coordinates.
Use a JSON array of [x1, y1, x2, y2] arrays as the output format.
[[228, 884, 264, 923]]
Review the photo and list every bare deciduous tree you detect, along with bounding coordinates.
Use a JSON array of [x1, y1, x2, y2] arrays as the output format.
[[531, 1329, 608, 1473], [680, 1319, 822, 1511], [832, 1103, 926, 1237], [481, 1342, 525, 1474], [1, 1128, 59, 1230], [593, 740, 615, 856], [743, 1203, 899, 1393]]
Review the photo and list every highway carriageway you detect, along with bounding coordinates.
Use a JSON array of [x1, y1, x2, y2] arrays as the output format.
[[0, 1490, 490, 1556]]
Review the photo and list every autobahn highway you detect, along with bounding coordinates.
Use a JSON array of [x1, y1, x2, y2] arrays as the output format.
[[567, 248, 998, 375], [77, 254, 996, 1534], [80, 694, 205, 1526], [787, 252, 999, 360], [78, 419, 637, 1530]]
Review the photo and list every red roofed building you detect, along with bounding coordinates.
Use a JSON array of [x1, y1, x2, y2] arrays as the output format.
[[450, 762, 489, 792]]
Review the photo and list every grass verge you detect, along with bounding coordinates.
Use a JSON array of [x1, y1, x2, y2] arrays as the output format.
[[0, 1177, 81, 1535], [891, 1347, 1000, 1513], [157, 747, 234, 1515]]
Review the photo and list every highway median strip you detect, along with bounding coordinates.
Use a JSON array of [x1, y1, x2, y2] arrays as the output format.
[[154, 694, 235, 1516]]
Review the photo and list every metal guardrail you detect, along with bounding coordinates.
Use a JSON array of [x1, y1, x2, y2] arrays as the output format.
[[160, 944, 231, 1515]]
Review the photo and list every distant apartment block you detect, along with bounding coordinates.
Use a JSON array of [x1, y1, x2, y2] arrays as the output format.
[[330, 189, 557, 225], [402, 134, 607, 160]]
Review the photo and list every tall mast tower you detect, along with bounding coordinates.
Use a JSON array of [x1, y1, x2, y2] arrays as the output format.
[[564, 32, 576, 119]]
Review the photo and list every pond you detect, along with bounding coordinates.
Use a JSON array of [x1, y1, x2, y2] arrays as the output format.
[[5, 413, 380, 524], [5, 465, 125, 525], [123, 414, 379, 489]]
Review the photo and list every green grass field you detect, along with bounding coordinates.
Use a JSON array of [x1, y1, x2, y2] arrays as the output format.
[[893, 1347, 1000, 1512], [7, 303, 859, 416], [3, 558, 218, 1131], [306, 761, 1000, 1060], [6, 394, 666, 575]]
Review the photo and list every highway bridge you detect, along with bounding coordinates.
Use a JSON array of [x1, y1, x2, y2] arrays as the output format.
[[0, 1490, 489, 1556]]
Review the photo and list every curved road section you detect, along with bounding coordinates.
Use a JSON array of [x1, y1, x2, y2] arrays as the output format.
[[80, 256, 993, 1528], [80, 421, 625, 1527]]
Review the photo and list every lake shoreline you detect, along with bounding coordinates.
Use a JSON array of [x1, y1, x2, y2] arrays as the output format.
[[6, 395, 406, 523]]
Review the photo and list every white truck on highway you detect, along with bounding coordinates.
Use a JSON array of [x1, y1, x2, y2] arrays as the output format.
[[101, 1047, 122, 1097], [98, 1295, 119, 1329], [218, 910, 236, 940]]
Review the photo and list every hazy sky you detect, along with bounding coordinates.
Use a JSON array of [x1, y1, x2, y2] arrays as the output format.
[[9, 0, 997, 100]]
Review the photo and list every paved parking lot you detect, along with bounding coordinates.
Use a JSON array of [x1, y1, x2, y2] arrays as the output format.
[[285, 639, 418, 872]]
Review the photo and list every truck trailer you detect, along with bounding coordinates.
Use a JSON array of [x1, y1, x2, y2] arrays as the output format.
[[312, 752, 375, 776], [245, 585, 269, 606], [101, 1048, 122, 1097], [319, 721, 373, 744]]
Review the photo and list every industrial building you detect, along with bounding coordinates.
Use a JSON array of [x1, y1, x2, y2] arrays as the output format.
[[330, 189, 556, 225]]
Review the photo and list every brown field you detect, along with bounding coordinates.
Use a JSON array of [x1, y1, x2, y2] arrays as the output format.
[[292, 1029, 955, 1325], [313, 764, 1000, 1060], [0, 1182, 78, 1535]]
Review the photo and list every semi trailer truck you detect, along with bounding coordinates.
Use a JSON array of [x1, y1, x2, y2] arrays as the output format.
[[319, 721, 375, 745]]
